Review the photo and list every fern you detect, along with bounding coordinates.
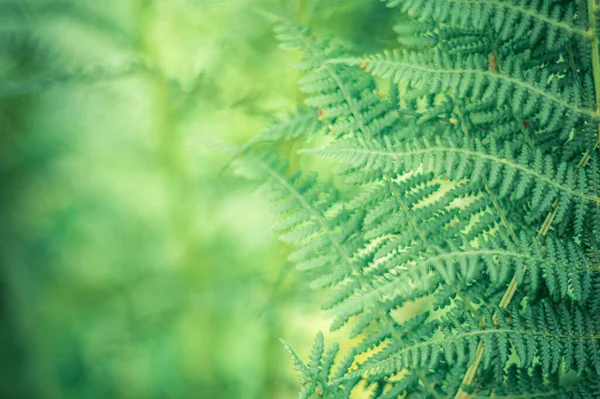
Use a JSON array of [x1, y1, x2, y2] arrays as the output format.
[[237, 2, 600, 398], [383, 0, 588, 51], [311, 135, 600, 235]]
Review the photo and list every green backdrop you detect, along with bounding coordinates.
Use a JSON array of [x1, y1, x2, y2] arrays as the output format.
[[0, 1, 395, 398]]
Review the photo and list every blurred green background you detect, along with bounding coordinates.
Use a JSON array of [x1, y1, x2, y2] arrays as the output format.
[[0, 1, 395, 398]]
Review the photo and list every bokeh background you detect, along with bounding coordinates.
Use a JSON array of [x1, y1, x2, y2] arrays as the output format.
[[0, 1, 396, 398]]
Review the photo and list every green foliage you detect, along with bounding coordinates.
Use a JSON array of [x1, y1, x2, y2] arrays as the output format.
[[238, 1, 600, 398]]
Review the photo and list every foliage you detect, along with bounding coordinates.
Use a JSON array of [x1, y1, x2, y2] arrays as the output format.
[[239, 1, 600, 398]]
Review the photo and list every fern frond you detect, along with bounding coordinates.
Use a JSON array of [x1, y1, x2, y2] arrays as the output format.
[[349, 50, 593, 126], [235, 154, 365, 289], [276, 23, 401, 138], [337, 300, 600, 383], [309, 136, 600, 233], [249, 108, 323, 145], [282, 333, 342, 399], [383, 0, 587, 49], [326, 231, 600, 336], [244, 5, 600, 398]]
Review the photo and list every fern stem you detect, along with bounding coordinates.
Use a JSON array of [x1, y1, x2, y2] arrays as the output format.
[[537, 198, 559, 238], [455, 341, 484, 399], [498, 276, 519, 310]]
